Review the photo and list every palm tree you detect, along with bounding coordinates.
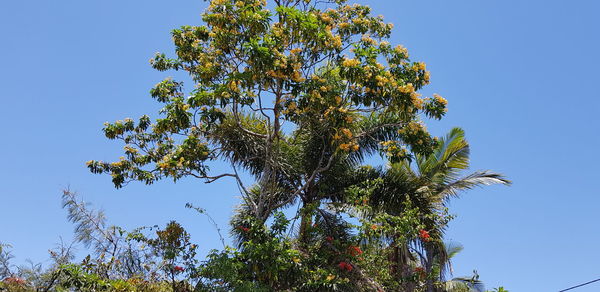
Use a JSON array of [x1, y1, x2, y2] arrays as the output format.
[[446, 272, 486, 292], [369, 127, 511, 292], [439, 243, 486, 292]]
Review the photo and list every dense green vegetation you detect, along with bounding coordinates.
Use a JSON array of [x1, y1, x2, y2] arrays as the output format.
[[2, 0, 510, 291]]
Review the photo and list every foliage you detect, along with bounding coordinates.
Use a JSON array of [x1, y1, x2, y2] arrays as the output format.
[[1, 192, 202, 291], [86, 0, 445, 223], [3, 0, 511, 291], [0, 243, 13, 279]]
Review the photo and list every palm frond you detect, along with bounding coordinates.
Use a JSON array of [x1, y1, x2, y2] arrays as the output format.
[[440, 171, 511, 199], [61, 190, 112, 253], [210, 113, 269, 177], [418, 127, 470, 181], [441, 241, 464, 277], [445, 242, 464, 260], [352, 111, 408, 162]]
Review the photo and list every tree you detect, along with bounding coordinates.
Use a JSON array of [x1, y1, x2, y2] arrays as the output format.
[[0, 243, 14, 279], [87, 0, 445, 220], [84, 0, 508, 290], [363, 128, 510, 291]]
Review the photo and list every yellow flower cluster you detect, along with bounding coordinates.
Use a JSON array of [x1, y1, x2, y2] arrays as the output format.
[[342, 58, 360, 67], [124, 145, 138, 154], [210, 0, 228, 7], [329, 34, 342, 49], [282, 102, 301, 116], [433, 93, 448, 106], [398, 83, 416, 94], [271, 23, 284, 37], [309, 90, 322, 100], [291, 70, 304, 82], [379, 140, 396, 148], [273, 55, 288, 68], [109, 156, 127, 168], [324, 106, 350, 119], [402, 121, 426, 135], [380, 140, 407, 157], [332, 127, 359, 152], [361, 34, 377, 45], [422, 71, 431, 84], [227, 80, 240, 93], [414, 62, 426, 71], [320, 14, 333, 24], [352, 18, 367, 26], [375, 75, 390, 87], [394, 45, 409, 57], [265, 52, 306, 82], [340, 128, 353, 138], [412, 96, 424, 109], [287, 101, 298, 111], [266, 68, 304, 82], [339, 142, 360, 152]]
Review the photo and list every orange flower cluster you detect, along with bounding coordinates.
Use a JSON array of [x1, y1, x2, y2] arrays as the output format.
[[348, 245, 363, 257], [418, 229, 430, 241]]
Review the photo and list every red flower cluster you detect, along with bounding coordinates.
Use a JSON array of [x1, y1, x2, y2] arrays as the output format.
[[237, 226, 250, 232], [338, 261, 353, 272], [325, 236, 333, 242], [174, 266, 185, 272], [414, 267, 426, 279], [348, 245, 363, 257], [3, 277, 26, 285], [419, 229, 430, 241]]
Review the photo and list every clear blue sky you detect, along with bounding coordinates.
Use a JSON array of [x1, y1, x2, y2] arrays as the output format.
[[1, 0, 599, 291]]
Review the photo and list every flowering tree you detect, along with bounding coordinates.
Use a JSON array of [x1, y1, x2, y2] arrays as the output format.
[[87, 0, 446, 221], [82, 0, 509, 290]]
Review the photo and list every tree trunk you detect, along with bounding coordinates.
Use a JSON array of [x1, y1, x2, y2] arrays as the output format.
[[389, 238, 417, 292], [425, 247, 435, 292]]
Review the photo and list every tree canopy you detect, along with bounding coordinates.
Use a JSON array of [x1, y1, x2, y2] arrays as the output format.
[[87, 0, 446, 221], [1, 0, 510, 291]]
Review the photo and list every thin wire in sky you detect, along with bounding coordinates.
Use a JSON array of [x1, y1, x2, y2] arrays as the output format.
[[558, 278, 600, 292]]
